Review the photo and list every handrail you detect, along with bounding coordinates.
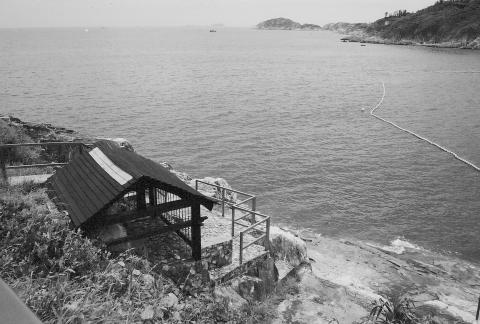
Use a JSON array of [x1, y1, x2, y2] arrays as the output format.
[[195, 179, 256, 217], [232, 205, 268, 219], [6, 163, 68, 169], [0, 142, 89, 177], [240, 216, 270, 233], [194, 179, 270, 265], [195, 179, 255, 198], [0, 142, 87, 148]]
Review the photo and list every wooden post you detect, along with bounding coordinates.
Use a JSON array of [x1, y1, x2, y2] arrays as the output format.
[[136, 187, 146, 210], [250, 197, 256, 224], [191, 203, 202, 261], [221, 188, 225, 217], [239, 232, 244, 265], [148, 186, 156, 217], [0, 147, 7, 185], [265, 217, 270, 251], [148, 186, 156, 206], [231, 206, 235, 237], [476, 296, 480, 321]]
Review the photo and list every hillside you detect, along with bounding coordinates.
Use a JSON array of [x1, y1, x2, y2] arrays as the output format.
[[325, 0, 480, 49], [257, 18, 321, 30]]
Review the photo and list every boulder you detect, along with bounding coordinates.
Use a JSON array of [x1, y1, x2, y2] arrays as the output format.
[[98, 138, 134, 151], [269, 226, 308, 267], [160, 293, 178, 309], [231, 257, 279, 301], [214, 285, 248, 309]]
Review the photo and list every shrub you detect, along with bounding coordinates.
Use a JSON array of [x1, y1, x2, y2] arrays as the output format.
[[0, 187, 108, 280], [0, 119, 40, 165], [369, 296, 417, 324]]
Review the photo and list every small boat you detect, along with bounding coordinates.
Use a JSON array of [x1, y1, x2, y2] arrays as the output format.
[[209, 29, 217, 33]]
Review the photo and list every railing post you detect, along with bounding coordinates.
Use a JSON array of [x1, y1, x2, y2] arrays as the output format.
[[476, 296, 480, 321], [195, 180, 198, 191], [231, 206, 235, 237], [221, 188, 225, 217], [265, 217, 270, 251], [250, 196, 257, 224], [0, 148, 7, 185], [239, 232, 243, 265]]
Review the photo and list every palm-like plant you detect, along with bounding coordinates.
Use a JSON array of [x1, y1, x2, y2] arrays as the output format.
[[369, 296, 417, 324]]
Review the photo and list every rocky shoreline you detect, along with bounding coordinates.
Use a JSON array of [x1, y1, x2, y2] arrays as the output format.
[[339, 34, 480, 50], [278, 229, 480, 323], [3, 115, 480, 322]]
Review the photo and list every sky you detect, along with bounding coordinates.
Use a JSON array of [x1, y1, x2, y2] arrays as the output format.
[[0, 0, 436, 28]]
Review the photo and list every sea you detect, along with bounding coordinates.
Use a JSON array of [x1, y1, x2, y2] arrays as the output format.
[[1, 27, 479, 263]]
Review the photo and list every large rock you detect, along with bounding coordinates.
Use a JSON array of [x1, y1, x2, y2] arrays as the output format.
[[230, 276, 264, 301], [214, 285, 248, 309], [231, 257, 279, 301], [97, 137, 134, 151], [269, 226, 308, 267]]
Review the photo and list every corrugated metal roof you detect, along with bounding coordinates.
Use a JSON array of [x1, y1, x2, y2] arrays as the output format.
[[48, 141, 215, 227]]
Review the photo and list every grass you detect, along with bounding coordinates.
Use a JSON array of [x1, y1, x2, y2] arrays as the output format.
[[0, 184, 287, 323]]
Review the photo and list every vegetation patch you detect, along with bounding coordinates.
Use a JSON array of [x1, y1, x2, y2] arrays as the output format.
[[0, 185, 284, 323]]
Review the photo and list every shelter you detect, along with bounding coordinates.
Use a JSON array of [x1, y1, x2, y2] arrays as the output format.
[[47, 141, 215, 260]]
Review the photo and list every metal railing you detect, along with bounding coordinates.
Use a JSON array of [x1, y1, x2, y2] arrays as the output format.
[[195, 179, 270, 264], [0, 142, 88, 181], [195, 179, 257, 217], [235, 206, 270, 265]]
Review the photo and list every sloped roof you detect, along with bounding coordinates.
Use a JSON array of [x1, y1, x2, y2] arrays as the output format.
[[48, 141, 215, 227]]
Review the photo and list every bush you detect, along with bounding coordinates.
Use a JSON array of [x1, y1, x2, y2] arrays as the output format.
[[0, 187, 108, 279], [0, 119, 40, 165], [369, 296, 417, 324]]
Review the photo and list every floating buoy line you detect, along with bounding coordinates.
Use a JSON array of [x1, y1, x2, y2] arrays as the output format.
[[369, 82, 480, 172]]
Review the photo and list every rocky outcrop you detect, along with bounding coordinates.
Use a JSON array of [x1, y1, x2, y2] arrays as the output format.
[[0, 115, 90, 143], [269, 226, 308, 267], [257, 18, 321, 31]]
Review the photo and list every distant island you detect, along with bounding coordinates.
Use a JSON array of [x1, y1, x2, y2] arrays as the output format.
[[257, 17, 321, 30], [324, 0, 480, 49]]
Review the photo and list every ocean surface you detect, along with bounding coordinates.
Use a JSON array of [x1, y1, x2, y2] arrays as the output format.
[[1, 27, 479, 263]]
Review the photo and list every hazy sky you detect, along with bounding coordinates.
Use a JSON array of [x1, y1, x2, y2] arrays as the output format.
[[0, 0, 435, 28]]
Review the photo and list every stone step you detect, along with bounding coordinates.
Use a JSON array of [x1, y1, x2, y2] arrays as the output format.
[[209, 251, 269, 285]]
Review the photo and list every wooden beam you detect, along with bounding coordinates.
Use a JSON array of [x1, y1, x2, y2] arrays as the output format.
[[107, 220, 193, 246], [101, 199, 193, 226]]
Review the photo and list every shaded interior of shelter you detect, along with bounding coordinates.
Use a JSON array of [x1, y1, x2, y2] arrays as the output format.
[[84, 184, 200, 263]]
